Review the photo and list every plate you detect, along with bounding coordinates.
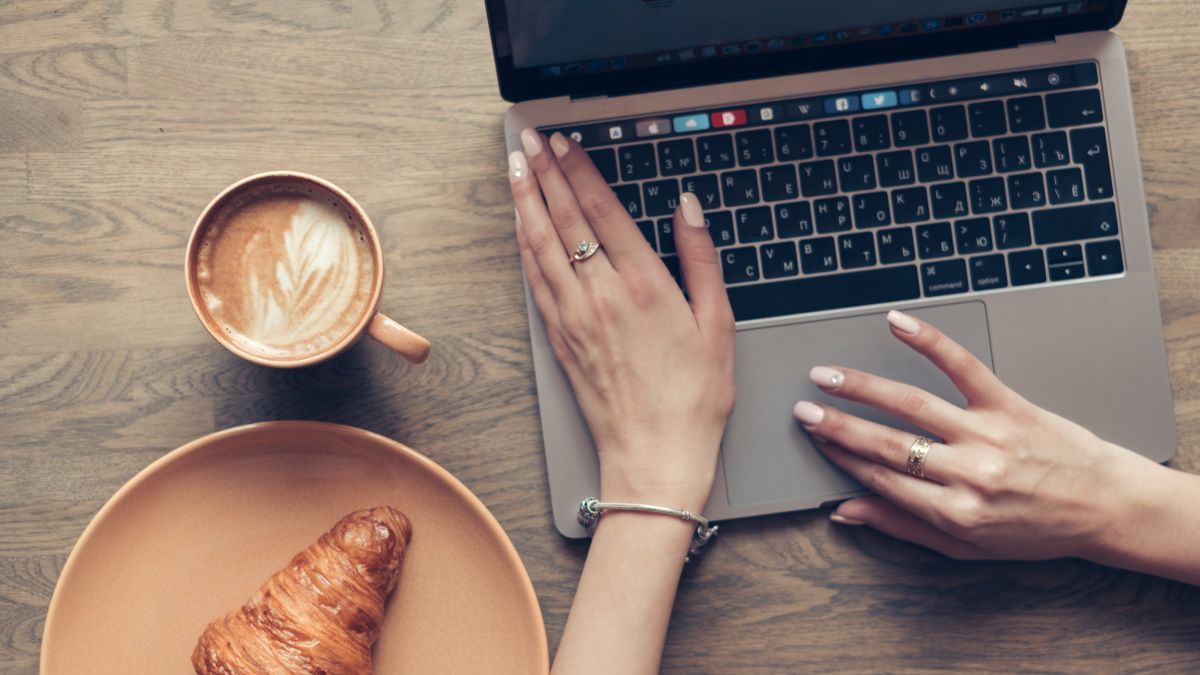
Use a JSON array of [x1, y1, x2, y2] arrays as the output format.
[[41, 421, 548, 674]]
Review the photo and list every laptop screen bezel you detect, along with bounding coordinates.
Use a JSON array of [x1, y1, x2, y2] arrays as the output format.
[[484, 1, 1127, 103]]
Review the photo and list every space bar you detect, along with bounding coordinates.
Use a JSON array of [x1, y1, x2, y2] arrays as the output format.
[[727, 265, 921, 322]]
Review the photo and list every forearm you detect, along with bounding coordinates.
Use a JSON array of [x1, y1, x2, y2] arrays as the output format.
[[552, 512, 696, 675]]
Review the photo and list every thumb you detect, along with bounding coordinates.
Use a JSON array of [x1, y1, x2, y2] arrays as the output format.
[[673, 192, 733, 328]]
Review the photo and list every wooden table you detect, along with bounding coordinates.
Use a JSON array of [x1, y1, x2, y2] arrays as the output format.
[[3, 1, 1199, 672]]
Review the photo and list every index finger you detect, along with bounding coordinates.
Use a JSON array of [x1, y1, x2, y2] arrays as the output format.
[[885, 310, 1016, 408]]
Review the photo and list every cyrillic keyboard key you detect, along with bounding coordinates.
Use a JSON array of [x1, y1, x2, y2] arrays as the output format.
[[852, 192, 891, 228], [1033, 131, 1070, 168], [993, 136, 1032, 173], [727, 265, 920, 321], [704, 211, 736, 248], [970, 177, 1008, 214], [775, 201, 814, 238], [931, 105, 969, 142], [761, 242, 800, 279], [877, 150, 916, 187], [891, 109, 930, 147], [853, 115, 891, 151], [878, 227, 916, 264], [760, 165, 800, 202], [720, 169, 760, 206], [657, 139, 697, 176], [1046, 89, 1103, 128], [1007, 172, 1046, 209], [916, 146, 955, 182], [993, 213, 1032, 249], [1009, 249, 1047, 286], [1086, 239, 1124, 277], [930, 182, 969, 220], [799, 160, 838, 197], [970, 254, 1008, 291], [837, 155, 877, 192], [735, 206, 773, 243], [955, 217, 993, 254], [921, 259, 969, 297], [774, 124, 814, 161], [917, 222, 954, 259], [589, 148, 618, 184], [838, 232, 877, 269], [736, 129, 775, 166], [1047, 168, 1085, 204], [619, 144, 657, 181], [969, 100, 1007, 137], [892, 186, 930, 224], [721, 247, 760, 284], [814, 119, 852, 156], [1070, 127, 1115, 200], [815, 196, 852, 233], [1007, 95, 1046, 133], [799, 237, 838, 274], [697, 134, 736, 171], [954, 141, 993, 178], [613, 184, 643, 219], [1033, 202, 1118, 244], [682, 174, 721, 210], [643, 179, 680, 217]]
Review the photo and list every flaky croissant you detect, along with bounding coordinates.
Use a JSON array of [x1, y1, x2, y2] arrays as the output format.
[[192, 506, 413, 674]]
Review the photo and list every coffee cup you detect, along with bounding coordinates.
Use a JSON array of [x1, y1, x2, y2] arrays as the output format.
[[185, 172, 431, 367]]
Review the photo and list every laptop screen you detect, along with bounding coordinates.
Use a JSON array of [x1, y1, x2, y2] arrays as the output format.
[[485, 0, 1125, 101]]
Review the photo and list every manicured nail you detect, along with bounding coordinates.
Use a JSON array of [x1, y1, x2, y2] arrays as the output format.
[[887, 310, 920, 335], [549, 132, 570, 158], [830, 513, 866, 526], [508, 151, 528, 181], [520, 128, 543, 156], [793, 401, 824, 427], [809, 366, 845, 389], [679, 192, 705, 228]]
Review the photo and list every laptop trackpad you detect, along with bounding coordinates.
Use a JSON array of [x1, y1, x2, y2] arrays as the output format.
[[722, 302, 993, 508]]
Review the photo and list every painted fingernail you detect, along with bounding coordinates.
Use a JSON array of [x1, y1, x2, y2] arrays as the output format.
[[679, 192, 705, 228], [793, 401, 824, 427], [508, 151, 528, 181], [520, 128, 543, 156], [830, 513, 866, 526], [549, 132, 570, 158], [887, 309, 920, 335], [809, 366, 845, 389]]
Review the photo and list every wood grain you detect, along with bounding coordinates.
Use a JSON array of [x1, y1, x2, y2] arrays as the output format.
[[3, 1, 1200, 673]]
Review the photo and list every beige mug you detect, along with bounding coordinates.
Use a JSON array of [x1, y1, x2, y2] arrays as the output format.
[[185, 171, 431, 367]]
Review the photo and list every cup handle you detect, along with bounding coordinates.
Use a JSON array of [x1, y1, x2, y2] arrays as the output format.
[[366, 313, 431, 364]]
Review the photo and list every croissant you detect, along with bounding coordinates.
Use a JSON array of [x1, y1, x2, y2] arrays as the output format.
[[192, 506, 413, 674]]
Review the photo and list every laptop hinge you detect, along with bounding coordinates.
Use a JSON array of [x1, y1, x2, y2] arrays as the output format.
[[569, 93, 609, 102]]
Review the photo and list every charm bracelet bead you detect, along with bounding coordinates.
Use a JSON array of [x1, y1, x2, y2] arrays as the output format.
[[577, 498, 719, 562]]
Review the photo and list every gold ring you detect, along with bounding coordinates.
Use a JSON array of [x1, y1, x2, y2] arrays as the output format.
[[571, 240, 601, 263], [906, 436, 933, 479]]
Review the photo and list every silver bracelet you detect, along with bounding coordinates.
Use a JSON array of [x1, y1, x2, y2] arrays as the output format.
[[577, 498, 719, 562]]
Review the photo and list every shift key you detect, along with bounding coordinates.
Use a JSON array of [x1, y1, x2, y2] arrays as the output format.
[[1033, 202, 1118, 245]]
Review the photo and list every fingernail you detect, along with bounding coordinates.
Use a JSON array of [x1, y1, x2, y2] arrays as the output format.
[[887, 310, 920, 335], [809, 366, 845, 389], [520, 128, 543, 156], [793, 401, 824, 427], [549, 132, 570, 158], [508, 151, 528, 181], [830, 513, 866, 526], [679, 192, 705, 228]]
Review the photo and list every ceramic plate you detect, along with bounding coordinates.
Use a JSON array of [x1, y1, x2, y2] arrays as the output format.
[[41, 421, 548, 674]]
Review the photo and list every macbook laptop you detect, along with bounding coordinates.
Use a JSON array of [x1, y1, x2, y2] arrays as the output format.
[[487, 0, 1177, 537]]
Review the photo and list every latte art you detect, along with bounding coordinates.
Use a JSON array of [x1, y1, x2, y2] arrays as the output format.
[[194, 191, 376, 360]]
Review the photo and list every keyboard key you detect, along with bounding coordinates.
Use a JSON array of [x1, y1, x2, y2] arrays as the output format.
[[613, 184, 643, 219], [761, 242, 800, 279], [712, 109, 748, 128], [892, 187, 930, 224], [619, 144, 657, 181], [1086, 239, 1124, 276], [1047, 168, 1085, 204], [656, 218, 676, 254], [775, 201, 814, 238], [917, 222, 954, 259], [969, 100, 1007, 137], [891, 110, 930, 147], [1007, 172, 1046, 209], [736, 129, 775, 166], [837, 155, 877, 192], [1047, 244, 1083, 266], [1033, 202, 1118, 244], [970, 177, 1008, 214], [877, 227, 916, 264], [735, 206, 774, 243], [877, 150, 916, 187], [839, 232, 877, 269], [853, 115, 891, 151], [815, 197, 852, 233], [955, 217, 993, 254], [721, 247, 760, 284], [1047, 89, 1103, 128], [1009, 249, 1048, 286], [921, 259, 969, 297], [589, 148, 618, 184], [720, 169, 760, 206], [852, 192, 891, 228], [930, 182, 969, 219], [814, 119, 852, 156], [969, 254, 1008, 291], [760, 165, 799, 202], [697, 134, 736, 171], [916, 146, 955, 182], [799, 160, 838, 197], [726, 265, 921, 321], [643, 179, 680, 217], [930, 105, 969, 142], [705, 211, 736, 247], [800, 237, 838, 274], [1070, 127, 1114, 199], [1033, 131, 1070, 168], [774, 124, 814, 160], [636, 220, 657, 251], [1007, 95, 1046, 132], [993, 136, 1032, 173], [993, 213, 1032, 249], [1049, 262, 1085, 281], [682, 174, 721, 210], [954, 141, 993, 178], [657, 139, 697, 176]]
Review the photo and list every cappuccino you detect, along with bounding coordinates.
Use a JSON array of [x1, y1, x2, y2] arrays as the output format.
[[193, 185, 376, 361]]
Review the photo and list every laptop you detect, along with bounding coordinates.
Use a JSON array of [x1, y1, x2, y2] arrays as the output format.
[[486, 0, 1177, 537]]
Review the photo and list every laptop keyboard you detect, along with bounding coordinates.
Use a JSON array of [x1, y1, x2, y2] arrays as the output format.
[[542, 62, 1125, 322]]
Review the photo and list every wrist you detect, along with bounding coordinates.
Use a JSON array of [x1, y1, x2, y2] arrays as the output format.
[[1078, 444, 1173, 567]]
